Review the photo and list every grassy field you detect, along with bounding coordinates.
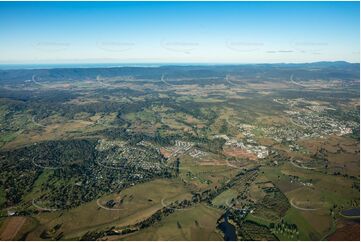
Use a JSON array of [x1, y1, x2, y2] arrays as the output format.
[[178, 157, 239, 191], [212, 189, 238, 207], [282, 207, 320, 240], [0, 188, 5, 208], [0, 66, 358, 241], [116, 204, 223, 241], [259, 162, 358, 240], [25, 178, 192, 240], [23, 170, 53, 202], [298, 135, 360, 176], [0, 216, 38, 241], [245, 213, 273, 227]]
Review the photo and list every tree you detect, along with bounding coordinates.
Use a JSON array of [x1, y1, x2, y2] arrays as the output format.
[[175, 158, 180, 176]]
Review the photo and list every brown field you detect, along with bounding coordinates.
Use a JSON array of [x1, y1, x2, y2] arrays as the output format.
[[159, 147, 172, 158], [328, 220, 360, 241], [0, 216, 26, 240], [299, 135, 359, 155], [257, 137, 276, 146], [196, 159, 227, 166], [223, 147, 257, 160], [247, 81, 291, 90], [249, 183, 268, 202], [178, 158, 240, 191], [257, 115, 291, 126], [297, 136, 359, 176], [2, 120, 93, 149], [132, 121, 161, 135]]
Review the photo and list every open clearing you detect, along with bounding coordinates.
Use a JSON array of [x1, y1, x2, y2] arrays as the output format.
[[116, 204, 223, 241], [25, 178, 191, 240], [0, 216, 26, 240]]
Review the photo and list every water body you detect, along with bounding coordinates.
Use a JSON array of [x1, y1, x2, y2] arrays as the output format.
[[341, 208, 360, 217], [218, 211, 237, 241]]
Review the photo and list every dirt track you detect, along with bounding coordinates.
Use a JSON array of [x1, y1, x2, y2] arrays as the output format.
[[290, 198, 319, 211]]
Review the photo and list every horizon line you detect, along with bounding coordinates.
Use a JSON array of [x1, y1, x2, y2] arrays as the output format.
[[0, 60, 359, 70]]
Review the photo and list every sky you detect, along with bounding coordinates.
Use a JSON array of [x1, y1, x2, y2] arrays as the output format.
[[0, 1, 359, 64]]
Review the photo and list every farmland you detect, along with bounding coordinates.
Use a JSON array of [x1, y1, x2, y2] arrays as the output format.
[[0, 63, 359, 240]]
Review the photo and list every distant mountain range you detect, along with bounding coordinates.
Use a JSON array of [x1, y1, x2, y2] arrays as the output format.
[[0, 61, 359, 84]]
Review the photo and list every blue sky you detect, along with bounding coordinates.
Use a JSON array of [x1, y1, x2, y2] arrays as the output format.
[[0, 1, 359, 64]]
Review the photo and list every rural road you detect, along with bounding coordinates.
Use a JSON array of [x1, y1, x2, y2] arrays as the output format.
[[96, 199, 126, 211], [289, 74, 304, 87], [290, 198, 319, 211], [290, 160, 316, 170], [32, 157, 62, 170], [225, 75, 238, 86], [32, 199, 58, 212], [161, 74, 174, 86], [32, 75, 45, 86]]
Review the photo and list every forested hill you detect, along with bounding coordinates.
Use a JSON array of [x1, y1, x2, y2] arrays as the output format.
[[0, 61, 359, 84]]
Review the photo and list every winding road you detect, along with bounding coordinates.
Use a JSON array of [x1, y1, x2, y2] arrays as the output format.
[[32, 157, 62, 170], [31, 75, 45, 86], [160, 74, 175, 86], [32, 199, 58, 212], [96, 199, 126, 211], [290, 198, 319, 211], [290, 160, 316, 170]]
